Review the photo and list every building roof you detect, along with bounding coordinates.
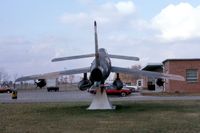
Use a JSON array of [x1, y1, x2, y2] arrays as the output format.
[[163, 58, 200, 63], [142, 63, 163, 71]]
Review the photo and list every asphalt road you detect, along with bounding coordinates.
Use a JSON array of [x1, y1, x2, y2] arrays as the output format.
[[2, 89, 200, 104]]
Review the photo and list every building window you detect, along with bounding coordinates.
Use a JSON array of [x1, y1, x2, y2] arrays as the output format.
[[186, 69, 198, 82], [138, 81, 142, 86]]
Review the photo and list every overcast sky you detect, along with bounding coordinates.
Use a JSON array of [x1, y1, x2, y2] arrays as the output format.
[[1, 0, 200, 80]]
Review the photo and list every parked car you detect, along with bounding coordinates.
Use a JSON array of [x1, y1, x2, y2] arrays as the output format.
[[46, 79, 59, 92], [124, 85, 139, 92], [0, 86, 12, 93], [47, 87, 59, 92], [88, 84, 132, 97]]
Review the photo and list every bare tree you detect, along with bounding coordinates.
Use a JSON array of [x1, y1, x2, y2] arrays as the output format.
[[0, 68, 10, 84], [130, 65, 142, 79], [68, 75, 75, 84], [13, 73, 18, 82], [113, 65, 142, 85], [59, 75, 68, 84]]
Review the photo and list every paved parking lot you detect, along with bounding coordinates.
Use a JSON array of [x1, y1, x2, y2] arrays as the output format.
[[2, 89, 200, 104]]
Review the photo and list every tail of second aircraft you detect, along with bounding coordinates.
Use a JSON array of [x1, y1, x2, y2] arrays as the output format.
[[94, 21, 100, 68], [51, 21, 139, 62]]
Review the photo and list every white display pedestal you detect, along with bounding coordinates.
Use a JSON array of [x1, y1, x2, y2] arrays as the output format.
[[88, 88, 115, 110]]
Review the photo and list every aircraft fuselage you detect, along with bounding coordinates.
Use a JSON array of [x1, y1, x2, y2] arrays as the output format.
[[90, 48, 111, 83]]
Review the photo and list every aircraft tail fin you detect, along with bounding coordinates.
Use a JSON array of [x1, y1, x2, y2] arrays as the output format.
[[94, 21, 100, 67], [111, 66, 185, 81]]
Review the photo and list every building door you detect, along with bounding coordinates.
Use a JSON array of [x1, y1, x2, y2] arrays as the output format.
[[147, 78, 155, 90]]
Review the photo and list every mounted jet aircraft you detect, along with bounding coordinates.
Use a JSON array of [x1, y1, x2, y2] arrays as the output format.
[[16, 21, 184, 109], [16, 21, 184, 87]]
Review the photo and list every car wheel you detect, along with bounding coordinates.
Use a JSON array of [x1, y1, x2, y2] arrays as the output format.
[[121, 92, 126, 97]]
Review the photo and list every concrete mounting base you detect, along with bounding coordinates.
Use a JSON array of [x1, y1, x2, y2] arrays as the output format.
[[87, 88, 115, 110]]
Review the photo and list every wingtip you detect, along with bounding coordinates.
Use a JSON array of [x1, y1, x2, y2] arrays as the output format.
[[164, 74, 185, 81], [173, 75, 185, 81], [180, 76, 185, 81], [51, 58, 56, 62], [94, 21, 97, 26]]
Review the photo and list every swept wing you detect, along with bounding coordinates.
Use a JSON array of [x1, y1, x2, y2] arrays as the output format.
[[16, 67, 90, 82], [111, 66, 185, 81]]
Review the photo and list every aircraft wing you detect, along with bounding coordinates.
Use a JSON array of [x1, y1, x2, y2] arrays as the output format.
[[15, 67, 91, 82], [111, 66, 185, 81]]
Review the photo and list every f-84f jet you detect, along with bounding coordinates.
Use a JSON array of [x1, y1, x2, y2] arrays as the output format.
[[16, 21, 184, 109]]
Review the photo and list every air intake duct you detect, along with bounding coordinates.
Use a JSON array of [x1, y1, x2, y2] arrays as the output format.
[[90, 68, 103, 82]]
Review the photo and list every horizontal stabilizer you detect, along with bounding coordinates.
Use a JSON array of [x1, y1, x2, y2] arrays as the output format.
[[52, 54, 94, 62], [108, 54, 139, 61], [111, 66, 185, 81], [15, 67, 90, 82]]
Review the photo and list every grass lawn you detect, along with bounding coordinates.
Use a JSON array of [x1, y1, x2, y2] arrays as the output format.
[[1, 101, 200, 133]]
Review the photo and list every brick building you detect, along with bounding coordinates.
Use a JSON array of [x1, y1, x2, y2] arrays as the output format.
[[163, 59, 200, 93], [141, 59, 200, 93]]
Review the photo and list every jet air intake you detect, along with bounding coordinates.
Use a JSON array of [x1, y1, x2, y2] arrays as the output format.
[[90, 68, 103, 82]]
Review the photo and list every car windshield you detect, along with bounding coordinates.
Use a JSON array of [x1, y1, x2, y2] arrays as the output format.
[[107, 85, 116, 90]]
